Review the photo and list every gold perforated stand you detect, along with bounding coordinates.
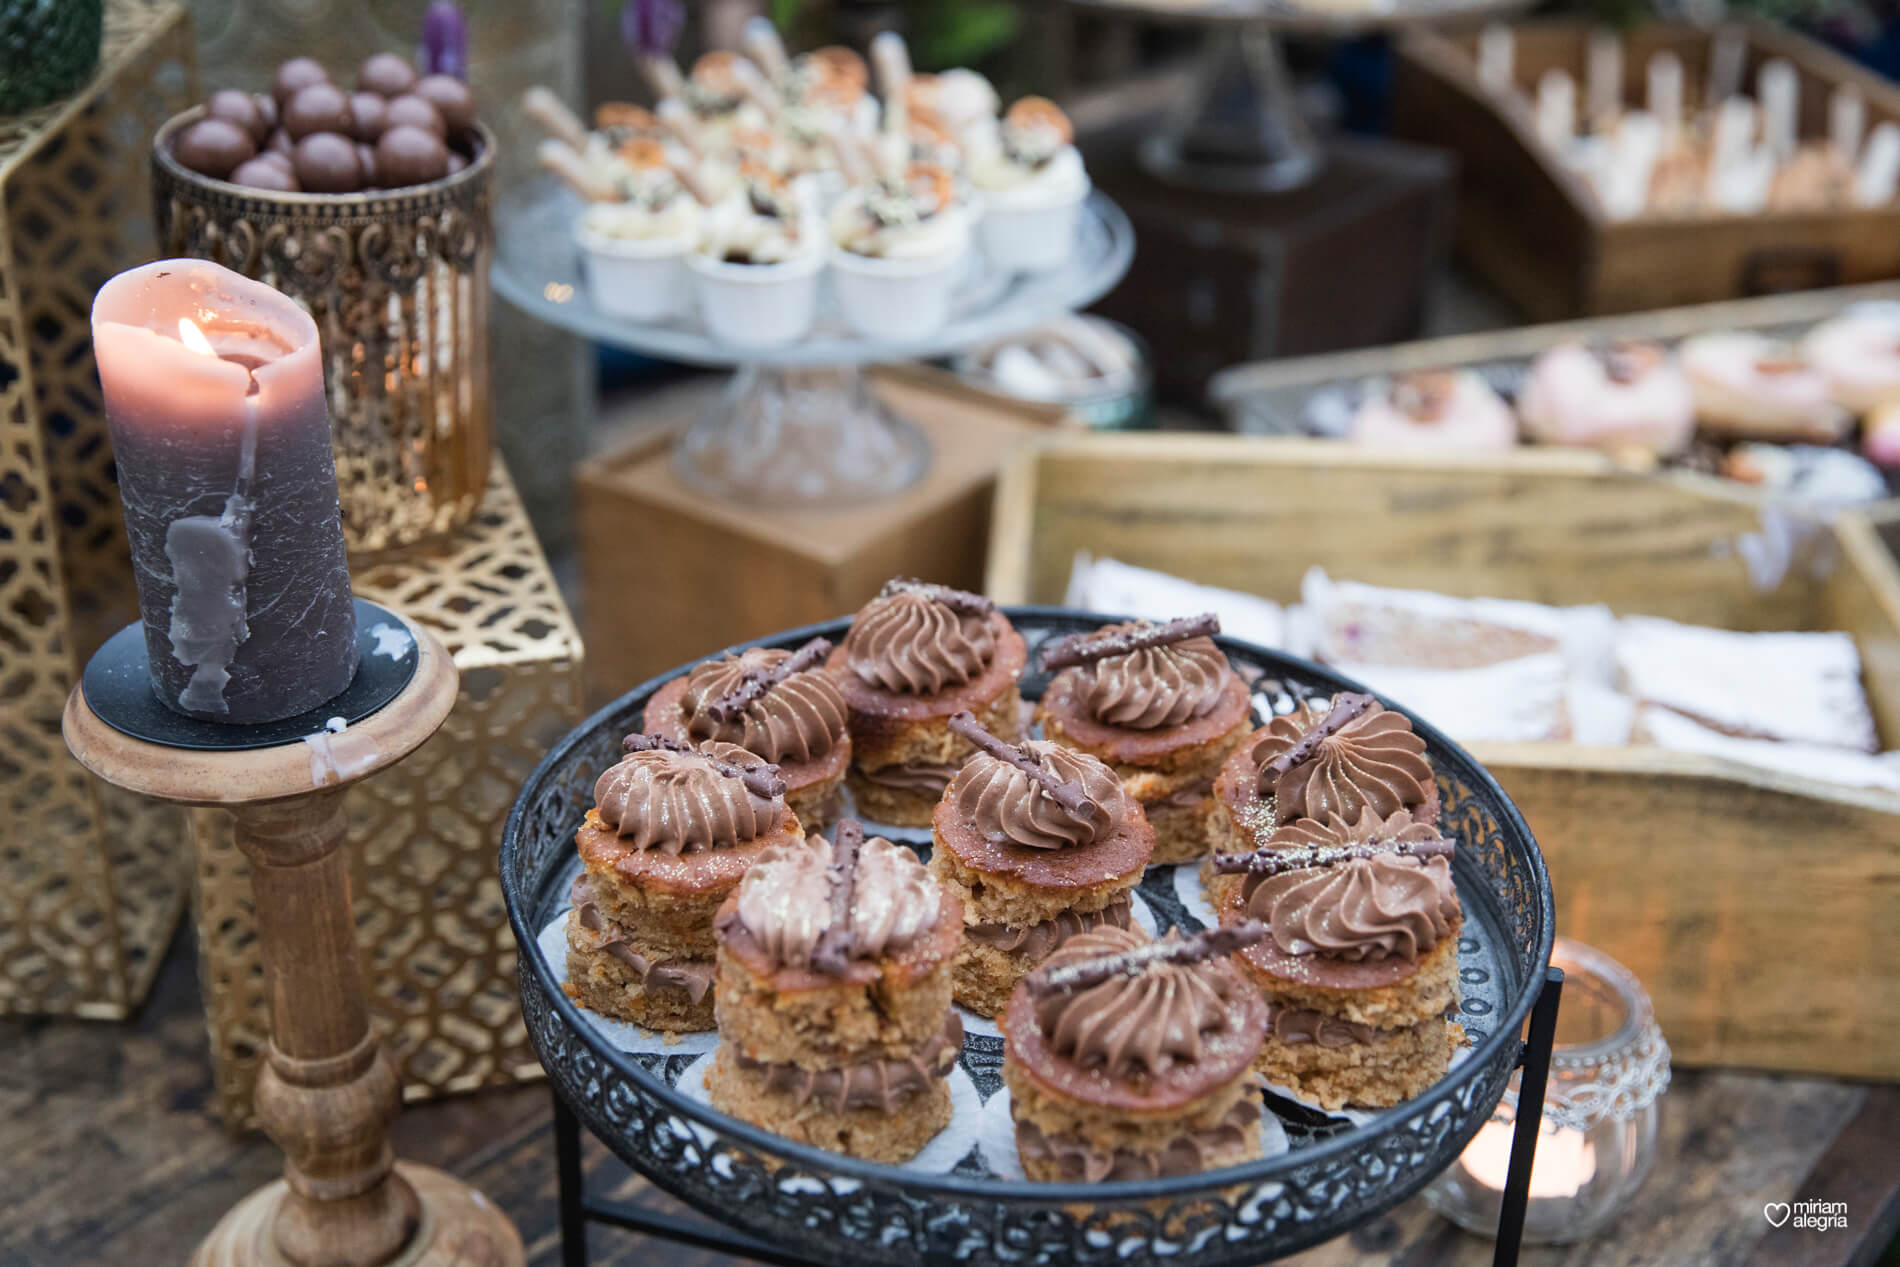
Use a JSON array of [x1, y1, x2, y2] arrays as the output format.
[[63, 613, 523, 1267]]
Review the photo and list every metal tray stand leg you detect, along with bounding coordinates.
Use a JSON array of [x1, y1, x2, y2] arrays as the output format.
[[547, 965, 1566, 1267]]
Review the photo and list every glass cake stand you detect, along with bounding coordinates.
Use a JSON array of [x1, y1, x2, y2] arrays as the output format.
[[502, 608, 1561, 1267], [1067, 0, 1535, 192], [490, 182, 1135, 507]]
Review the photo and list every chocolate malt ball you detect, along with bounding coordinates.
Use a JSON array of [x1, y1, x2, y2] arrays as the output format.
[[230, 157, 301, 192], [293, 131, 364, 193], [272, 57, 329, 109], [357, 52, 417, 98], [205, 89, 265, 143], [175, 118, 256, 179], [382, 93, 445, 138], [411, 74, 475, 134], [375, 125, 449, 186], [283, 82, 354, 141], [349, 91, 388, 142]]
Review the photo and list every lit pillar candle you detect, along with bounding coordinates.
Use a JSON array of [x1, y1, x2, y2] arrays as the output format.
[[91, 259, 358, 724]]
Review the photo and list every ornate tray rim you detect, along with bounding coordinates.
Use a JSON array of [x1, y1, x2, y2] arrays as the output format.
[[501, 606, 1555, 1212]]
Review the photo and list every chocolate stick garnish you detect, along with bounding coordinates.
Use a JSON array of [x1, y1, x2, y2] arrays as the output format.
[[1026, 922, 1268, 998], [1261, 692, 1376, 777], [947, 711, 1092, 820], [621, 732, 786, 799], [880, 576, 994, 618], [1212, 835, 1455, 877], [703, 637, 833, 725], [811, 819, 864, 976], [1041, 613, 1221, 671]]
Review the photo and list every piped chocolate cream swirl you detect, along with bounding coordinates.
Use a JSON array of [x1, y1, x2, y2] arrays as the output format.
[[946, 738, 1124, 850], [843, 589, 995, 694], [1030, 926, 1245, 1081], [678, 643, 845, 763], [569, 876, 715, 1001], [1071, 621, 1232, 730], [733, 834, 940, 972], [1250, 694, 1433, 821], [1243, 809, 1457, 963], [594, 740, 785, 855]]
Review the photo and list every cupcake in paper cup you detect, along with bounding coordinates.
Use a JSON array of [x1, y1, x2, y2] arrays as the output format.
[[969, 97, 1089, 275], [690, 163, 824, 346], [575, 140, 703, 323], [827, 160, 971, 340]]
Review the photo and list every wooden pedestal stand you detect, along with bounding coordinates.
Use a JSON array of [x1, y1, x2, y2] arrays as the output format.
[[62, 611, 524, 1267]]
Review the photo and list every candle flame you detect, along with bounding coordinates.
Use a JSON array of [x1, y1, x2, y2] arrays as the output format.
[[177, 317, 216, 357]]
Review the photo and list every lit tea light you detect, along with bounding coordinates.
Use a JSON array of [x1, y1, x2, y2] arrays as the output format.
[[1459, 1117, 1598, 1199], [1424, 938, 1670, 1246]]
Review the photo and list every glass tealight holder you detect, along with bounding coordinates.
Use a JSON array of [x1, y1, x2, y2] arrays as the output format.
[[1424, 937, 1670, 1244]]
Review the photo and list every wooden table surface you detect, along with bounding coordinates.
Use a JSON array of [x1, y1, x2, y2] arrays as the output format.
[[5, 934, 1898, 1267]]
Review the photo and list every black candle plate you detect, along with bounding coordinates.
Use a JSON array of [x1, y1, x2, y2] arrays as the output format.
[[81, 598, 419, 751]]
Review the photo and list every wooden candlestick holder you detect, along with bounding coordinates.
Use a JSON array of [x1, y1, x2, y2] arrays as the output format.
[[62, 607, 523, 1267]]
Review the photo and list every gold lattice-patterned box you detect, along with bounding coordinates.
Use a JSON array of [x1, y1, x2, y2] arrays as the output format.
[[0, 1, 200, 1019], [192, 461, 584, 1125]]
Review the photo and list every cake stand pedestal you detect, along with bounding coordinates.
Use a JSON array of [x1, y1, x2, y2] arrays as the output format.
[[490, 184, 1132, 509], [62, 604, 523, 1267], [1068, 0, 1533, 193]]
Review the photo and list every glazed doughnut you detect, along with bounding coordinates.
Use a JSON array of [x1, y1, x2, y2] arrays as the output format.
[[1678, 332, 1851, 443], [1348, 370, 1518, 453], [1801, 309, 1900, 414], [1518, 341, 1694, 456]]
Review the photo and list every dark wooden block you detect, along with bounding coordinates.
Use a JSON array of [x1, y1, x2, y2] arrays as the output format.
[[1083, 125, 1455, 403]]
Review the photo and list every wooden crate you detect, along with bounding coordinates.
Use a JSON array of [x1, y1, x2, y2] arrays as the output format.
[[987, 432, 1900, 1080], [576, 367, 1063, 700], [1395, 20, 1900, 320], [1208, 281, 1900, 516]]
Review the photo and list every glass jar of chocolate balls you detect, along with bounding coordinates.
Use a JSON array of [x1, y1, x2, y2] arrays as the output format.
[[169, 53, 480, 195], [151, 53, 495, 553]]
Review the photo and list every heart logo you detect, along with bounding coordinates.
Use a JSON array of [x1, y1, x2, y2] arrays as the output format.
[[1764, 1203, 1792, 1228]]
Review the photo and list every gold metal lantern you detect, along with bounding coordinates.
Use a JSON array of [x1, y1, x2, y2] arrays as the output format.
[[150, 112, 496, 554]]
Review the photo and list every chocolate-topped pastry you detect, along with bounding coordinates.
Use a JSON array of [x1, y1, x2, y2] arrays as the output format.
[[928, 713, 1154, 1017], [357, 51, 417, 99], [643, 637, 851, 830], [708, 822, 964, 1161], [1038, 615, 1252, 866], [173, 118, 257, 180], [564, 737, 803, 1032], [1206, 693, 1440, 906], [827, 578, 1027, 827], [1216, 807, 1465, 1109], [272, 57, 329, 109], [1003, 924, 1268, 1182]]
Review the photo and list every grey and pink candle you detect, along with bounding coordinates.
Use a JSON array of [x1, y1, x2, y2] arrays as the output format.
[[91, 260, 359, 725]]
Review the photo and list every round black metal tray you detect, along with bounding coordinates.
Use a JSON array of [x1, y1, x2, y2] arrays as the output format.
[[501, 607, 1555, 1266]]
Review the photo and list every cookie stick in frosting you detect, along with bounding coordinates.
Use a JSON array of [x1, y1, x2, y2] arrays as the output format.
[[869, 30, 912, 180], [741, 16, 792, 86], [524, 86, 589, 151]]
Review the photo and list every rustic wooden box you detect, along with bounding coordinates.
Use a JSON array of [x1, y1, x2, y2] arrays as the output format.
[[576, 368, 1062, 700], [1395, 20, 1900, 320], [987, 433, 1900, 1080], [1208, 281, 1900, 516]]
